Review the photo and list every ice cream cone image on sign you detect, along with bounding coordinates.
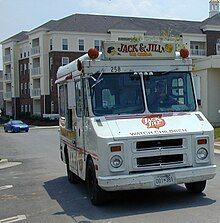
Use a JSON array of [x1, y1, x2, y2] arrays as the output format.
[[165, 44, 173, 53], [107, 47, 121, 56]]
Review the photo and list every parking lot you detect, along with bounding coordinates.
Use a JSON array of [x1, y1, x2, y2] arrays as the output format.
[[0, 128, 220, 223]]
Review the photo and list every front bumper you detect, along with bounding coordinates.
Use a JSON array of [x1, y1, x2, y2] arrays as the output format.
[[98, 165, 217, 191]]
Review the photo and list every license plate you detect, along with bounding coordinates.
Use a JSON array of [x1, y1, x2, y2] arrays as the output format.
[[154, 174, 175, 186]]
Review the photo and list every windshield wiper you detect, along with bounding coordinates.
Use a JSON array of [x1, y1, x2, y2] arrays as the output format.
[[91, 69, 104, 88]]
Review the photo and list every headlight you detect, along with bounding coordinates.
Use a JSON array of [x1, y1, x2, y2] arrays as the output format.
[[197, 148, 208, 160], [110, 155, 123, 168]]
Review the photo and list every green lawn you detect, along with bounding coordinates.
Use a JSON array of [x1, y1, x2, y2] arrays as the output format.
[[214, 127, 220, 139]]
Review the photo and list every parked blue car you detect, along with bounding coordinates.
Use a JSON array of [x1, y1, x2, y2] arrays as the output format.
[[4, 120, 29, 133]]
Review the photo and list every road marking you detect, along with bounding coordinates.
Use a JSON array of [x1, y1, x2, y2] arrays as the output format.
[[0, 215, 26, 223], [0, 185, 13, 191]]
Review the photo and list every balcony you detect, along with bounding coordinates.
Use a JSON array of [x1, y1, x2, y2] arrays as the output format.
[[4, 73, 12, 82], [31, 46, 40, 55], [32, 88, 41, 98], [4, 91, 12, 100], [31, 67, 41, 76], [3, 54, 11, 63], [190, 49, 206, 57]]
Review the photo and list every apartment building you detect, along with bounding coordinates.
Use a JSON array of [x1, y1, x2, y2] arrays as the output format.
[[1, 0, 220, 125]]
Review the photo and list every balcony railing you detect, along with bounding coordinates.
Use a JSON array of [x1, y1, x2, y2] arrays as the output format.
[[190, 49, 206, 56], [3, 54, 11, 63], [31, 67, 41, 76], [32, 88, 41, 97], [31, 46, 40, 55], [4, 91, 12, 100], [4, 73, 12, 81]]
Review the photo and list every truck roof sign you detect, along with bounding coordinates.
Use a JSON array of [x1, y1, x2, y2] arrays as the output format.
[[103, 41, 176, 60]]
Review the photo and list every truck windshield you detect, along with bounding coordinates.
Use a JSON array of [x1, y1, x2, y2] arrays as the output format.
[[89, 73, 145, 116], [144, 72, 196, 113]]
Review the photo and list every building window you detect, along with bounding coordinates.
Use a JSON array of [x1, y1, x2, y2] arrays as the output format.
[[24, 83, 27, 94], [21, 83, 23, 93], [216, 39, 220, 55], [49, 57, 53, 70], [94, 40, 102, 51], [25, 104, 28, 113], [62, 38, 68, 50], [20, 64, 23, 72], [50, 78, 53, 92], [29, 104, 31, 113], [21, 105, 24, 112], [50, 38, 53, 51], [20, 48, 22, 59], [79, 39, 85, 51], [51, 101, 54, 113], [62, 57, 69, 66], [24, 64, 27, 71]]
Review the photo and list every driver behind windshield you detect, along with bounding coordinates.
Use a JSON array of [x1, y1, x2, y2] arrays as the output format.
[[147, 81, 179, 112]]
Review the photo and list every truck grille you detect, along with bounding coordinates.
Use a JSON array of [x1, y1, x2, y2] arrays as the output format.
[[137, 154, 184, 167], [136, 138, 183, 151], [131, 137, 190, 172]]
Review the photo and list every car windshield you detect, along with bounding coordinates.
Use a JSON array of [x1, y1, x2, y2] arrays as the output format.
[[12, 120, 24, 125], [144, 72, 196, 113], [89, 73, 145, 116]]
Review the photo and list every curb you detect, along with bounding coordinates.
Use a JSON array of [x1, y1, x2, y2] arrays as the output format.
[[0, 159, 8, 164], [30, 126, 59, 130], [214, 143, 220, 150]]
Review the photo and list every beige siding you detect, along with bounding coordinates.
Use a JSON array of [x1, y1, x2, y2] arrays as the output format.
[[207, 68, 220, 125], [193, 70, 208, 117]]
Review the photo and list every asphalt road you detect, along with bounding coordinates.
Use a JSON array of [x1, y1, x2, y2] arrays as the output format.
[[0, 128, 220, 223]]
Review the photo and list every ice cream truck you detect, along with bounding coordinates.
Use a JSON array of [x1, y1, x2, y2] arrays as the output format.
[[56, 41, 216, 205]]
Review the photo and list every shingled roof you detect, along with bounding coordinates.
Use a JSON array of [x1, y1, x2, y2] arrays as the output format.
[[31, 13, 204, 36], [202, 13, 220, 26], [3, 13, 220, 43], [1, 31, 28, 44]]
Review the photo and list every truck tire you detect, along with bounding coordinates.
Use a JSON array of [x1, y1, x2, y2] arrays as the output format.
[[86, 159, 105, 205], [185, 180, 206, 193]]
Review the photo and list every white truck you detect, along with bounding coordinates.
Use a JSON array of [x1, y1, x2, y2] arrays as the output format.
[[56, 41, 216, 205]]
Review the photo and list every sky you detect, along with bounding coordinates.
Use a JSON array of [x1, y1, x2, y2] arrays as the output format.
[[0, 0, 211, 70]]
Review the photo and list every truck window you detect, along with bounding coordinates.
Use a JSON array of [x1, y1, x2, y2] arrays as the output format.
[[59, 85, 66, 117], [66, 109, 72, 130], [102, 89, 116, 108], [58, 84, 72, 130], [75, 81, 83, 117], [145, 72, 196, 113], [89, 73, 145, 116], [171, 77, 185, 104]]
